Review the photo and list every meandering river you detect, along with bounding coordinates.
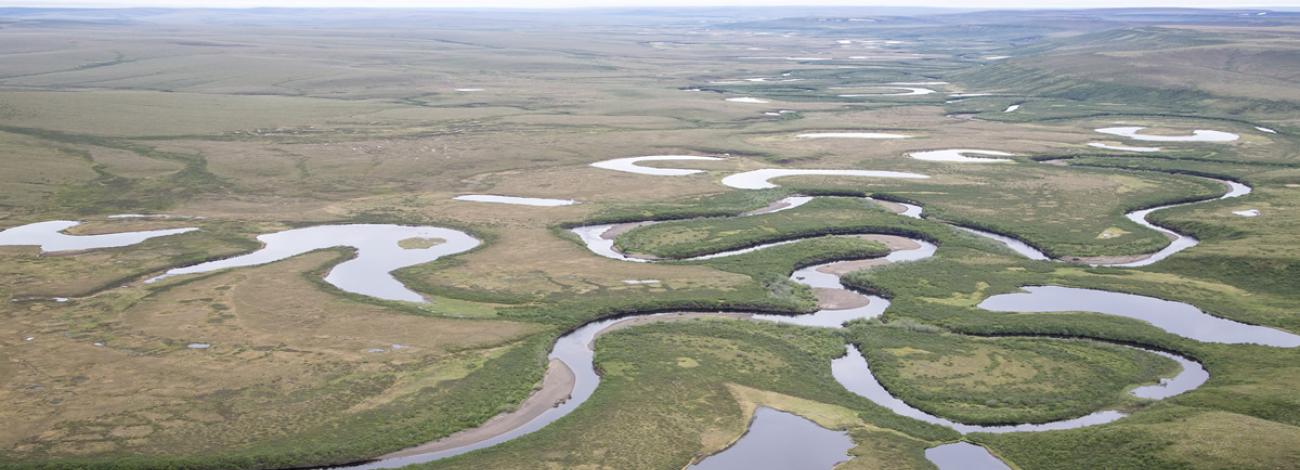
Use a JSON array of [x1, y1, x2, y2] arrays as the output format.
[[4, 155, 1282, 470], [329, 183, 1285, 469]]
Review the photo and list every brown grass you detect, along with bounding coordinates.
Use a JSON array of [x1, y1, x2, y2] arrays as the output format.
[[0, 251, 544, 458]]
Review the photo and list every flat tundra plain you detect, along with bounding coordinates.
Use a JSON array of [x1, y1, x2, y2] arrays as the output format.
[[1, 7, 1299, 470]]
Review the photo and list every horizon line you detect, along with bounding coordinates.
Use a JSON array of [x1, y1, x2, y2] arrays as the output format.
[[0, 4, 1291, 10]]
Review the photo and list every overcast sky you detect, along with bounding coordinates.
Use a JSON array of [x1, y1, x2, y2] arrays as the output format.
[[5, 0, 1298, 9]]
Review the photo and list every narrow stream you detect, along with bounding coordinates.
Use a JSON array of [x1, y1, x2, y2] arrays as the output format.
[[1107, 179, 1250, 267], [567, 194, 818, 263], [950, 177, 1251, 267], [832, 342, 1202, 435], [952, 226, 1049, 260]]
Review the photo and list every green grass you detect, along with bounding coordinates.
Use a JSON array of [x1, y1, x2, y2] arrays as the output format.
[[499, 236, 891, 326], [953, 58, 1300, 121], [696, 235, 889, 277], [1052, 156, 1300, 305], [579, 189, 791, 226], [0, 126, 225, 215], [0, 333, 554, 470], [616, 197, 937, 259], [839, 242, 1300, 417], [972, 406, 1300, 470], [850, 325, 1178, 425]]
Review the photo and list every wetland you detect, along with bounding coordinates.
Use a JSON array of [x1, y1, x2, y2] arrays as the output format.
[[2, 6, 1300, 470]]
